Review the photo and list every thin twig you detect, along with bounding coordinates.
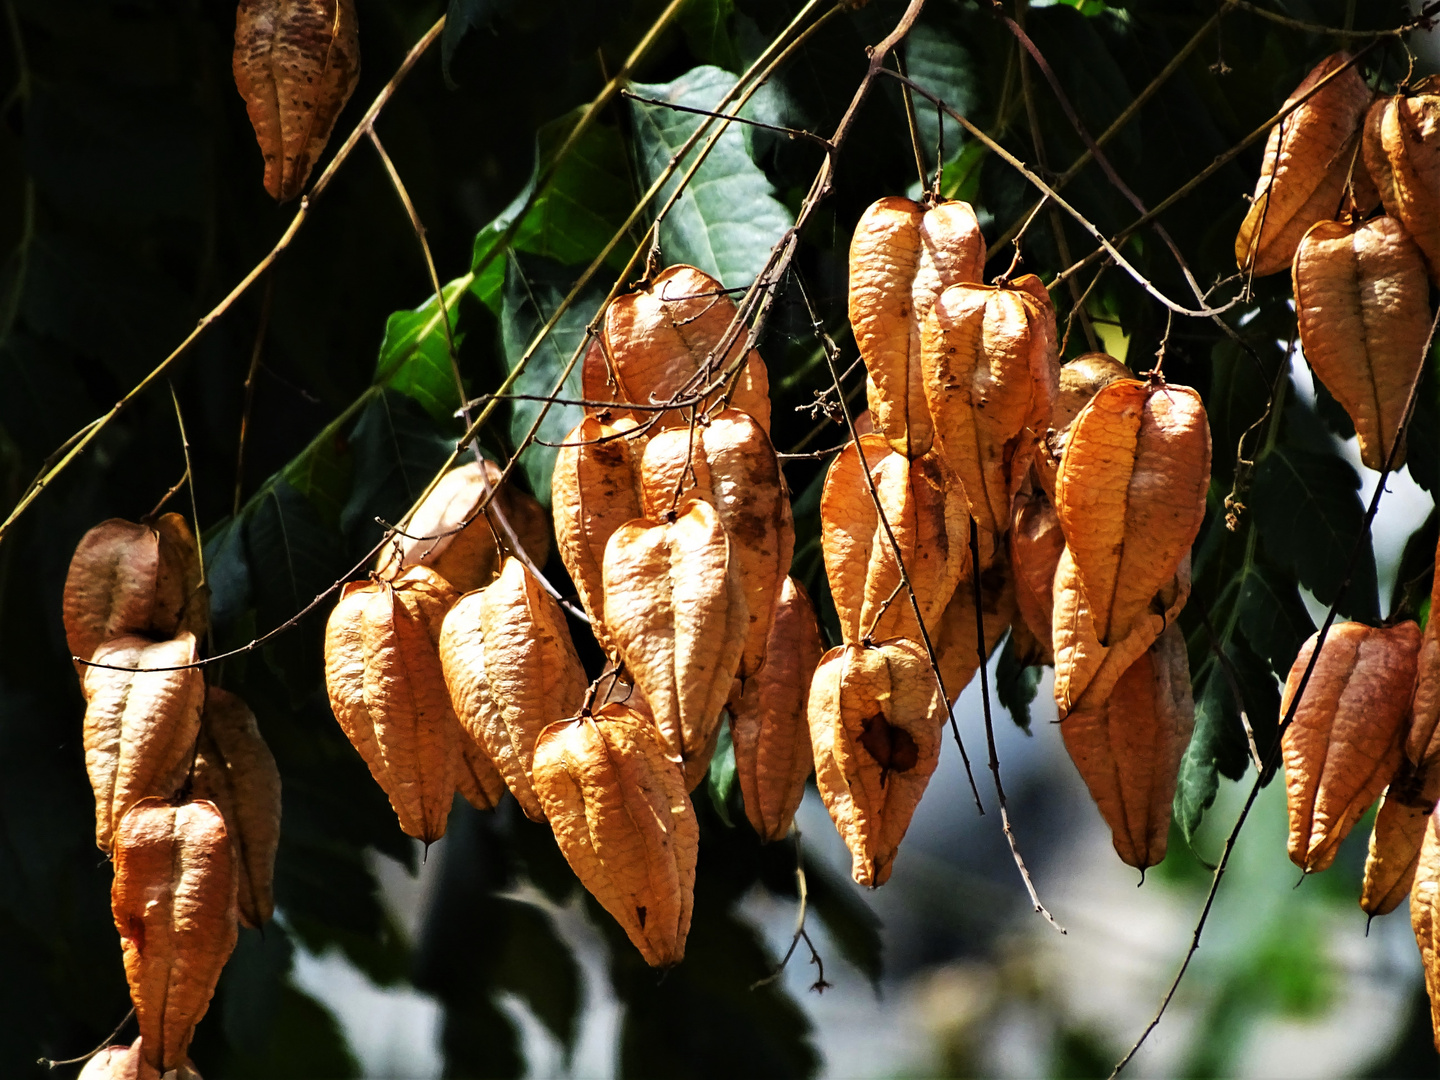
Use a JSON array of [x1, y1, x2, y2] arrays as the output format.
[[751, 830, 831, 993], [233, 273, 273, 517], [38, 1007, 135, 1069], [168, 384, 205, 592], [619, 89, 831, 147]]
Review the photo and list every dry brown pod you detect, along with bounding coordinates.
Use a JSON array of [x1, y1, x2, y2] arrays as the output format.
[[1054, 378, 1210, 648], [1409, 534, 1440, 767], [1411, 807, 1440, 1049], [848, 197, 986, 457], [191, 687, 281, 929], [603, 264, 770, 430], [532, 703, 698, 967], [323, 565, 472, 843], [1362, 759, 1440, 917], [552, 415, 646, 659], [1293, 216, 1432, 470], [64, 514, 207, 680], [921, 276, 1060, 539], [730, 576, 825, 842], [638, 409, 794, 686], [439, 556, 587, 821], [581, 336, 637, 425], [1364, 77, 1440, 280], [809, 638, 945, 887], [1009, 485, 1065, 663], [1034, 353, 1132, 498], [820, 434, 968, 644], [1235, 52, 1374, 277], [602, 497, 748, 771], [375, 460, 551, 595], [1060, 622, 1195, 871], [233, 0, 361, 202], [83, 634, 206, 853], [1282, 620, 1420, 873], [78, 1039, 203, 1080], [112, 799, 238, 1074], [934, 558, 1016, 706]]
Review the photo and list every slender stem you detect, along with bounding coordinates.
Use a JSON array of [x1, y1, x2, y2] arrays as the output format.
[[233, 273, 273, 517]]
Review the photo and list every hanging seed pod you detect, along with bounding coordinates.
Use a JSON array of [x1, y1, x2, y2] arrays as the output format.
[[1293, 216, 1432, 471], [1060, 623, 1195, 871], [921, 276, 1060, 539], [1235, 52, 1373, 277], [64, 514, 207, 681], [375, 460, 551, 595], [323, 566, 469, 843], [82, 634, 205, 853], [730, 577, 825, 842], [1034, 353, 1132, 498], [848, 197, 987, 458], [603, 264, 770, 430], [934, 558, 1016, 706], [1362, 758, 1440, 917], [1410, 537, 1440, 767], [233, 0, 361, 202], [439, 557, 587, 821], [1411, 808, 1440, 1049], [809, 638, 945, 887], [821, 434, 968, 644], [1281, 620, 1420, 873], [1052, 546, 1191, 718], [1364, 78, 1440, 280], [1010, 485, 1065, 663], [552, 415, 645, 658], [1054, 378, 1210, 648], [191, 687, 281, 929], [112, 799, 238, 1074], [581, 336, 638, 424], [532, 704, 698, 967], [603, 497, 747, 770], [78, 1039, 204, 1080], [638, 409, 794, 685]]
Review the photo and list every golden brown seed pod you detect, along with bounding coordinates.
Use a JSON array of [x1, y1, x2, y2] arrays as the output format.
[[191, 687, 281, 929], [1362, 759, 1440, 917], [603, 264, 770, 430], [1034, 353, 1132, 499], [1060, 623, 1195, 871], [1235, 52, 1373, 277], [808, 638, 945, 887], [820, 434, 968, 643], [1409, 534, 1440, 767], [1009, 485, 1064, 663], [1054, 379, 1210, 648], [921, 277, 1060, 539], [581, 336, 638, 424], [638, 409, 794, 685], [601, 498, 748, 771], [1293, 216, 1432, 471], [1411, 808, 1440, 1049], [375, 460, 551, 595], [1364, 78, 1440, 281], [323, 566, 466, 843], [552, 415, 646, 659], [78, 1038, 204, 1080], [934, 558, 1016, 706], [1281, 620, 1420, 874], [82, 634, 205, 853], [848, 197, 986, 457], [730, 577, 825, 842], [439, 557, 587, 821], [112, 799, 238, 1074], [532, 704, 698, 967], [233, 0, 361, 202], [64, 514, 207, 682]]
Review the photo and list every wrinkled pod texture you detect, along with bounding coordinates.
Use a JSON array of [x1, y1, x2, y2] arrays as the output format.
[[78, 1038, 203, 1080], [1009, 484, 1065, 663], [1411, 808, 1440, 1050], [1362, 757, 1440, 917], [1365, 77, 1440, 282], [933, 555, 1016, 706], [1408, 528, 1440, 768], [1033, 352, 1133, 499]]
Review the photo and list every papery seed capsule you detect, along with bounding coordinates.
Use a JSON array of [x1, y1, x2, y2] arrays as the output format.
[[934, 558, 1015, 706], [1410, 808, 1440, 1049], [1362, 758, 1440, 917], [1364, 77, 1440, 282], [1034, 352, 1132, 499], [1009, 485, 1064, 663]]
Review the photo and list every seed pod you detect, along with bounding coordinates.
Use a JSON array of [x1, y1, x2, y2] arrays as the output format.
[[1035, 353, 1132, 498], [1412, 808, 1440, 1050], [532, 704, 698, 967], [1054, 378, 1210, 647], [922, 277, 1059, 539], [848, 197, 986, 457], [603, 264, 770, 430], [64, 514, 207, 680], [1060, 622, 1195, 870], [602, 498, 748, 770], [1293, 216, 1431, 471], [638, 409, 794, 684], [1282, 620, 1420, 873], [191, 687, 281, 929], [820, 434, 968, 644], [934, 558, 1016, 706], [808, 638, 945, 887], [233, 0, 361, 202], [78, 1038, 203, 1080], [552, 416, 645, 658], [376, 460, 551, 595], [439, 557, 587, 821], [1409, 538, 1440, 767], [112, 799, 238, 1074], [581, 336, 638, 424], [1010, 485, 1065, 662], [730, 577, 824, 842], [1052, 546, 1191, 718], [1362, 758, 1440, 917], [323, 566, 465, 843], [1364, 78, 1440, 280], [1235, 53, 1373, 277], [83, 634, 205, 853]]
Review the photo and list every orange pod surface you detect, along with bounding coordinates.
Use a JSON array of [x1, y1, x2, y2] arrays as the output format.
[[1364, 78, 1440, 281], [78, 1038, 203, 1080], [1362, 758, 1440, 917], [1410, 807, 1440, 1050], [934, 558, 1016, 706], [1409, 533, 1440, 767], [1034, 352, 1132, 498], [1009, 485, 1065, 661]]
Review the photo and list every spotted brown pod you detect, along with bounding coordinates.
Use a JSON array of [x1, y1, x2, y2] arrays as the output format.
[[1364, 77, 1440, 281]]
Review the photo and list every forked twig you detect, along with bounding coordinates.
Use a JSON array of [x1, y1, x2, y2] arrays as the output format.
[[751, 830, 831, 993]]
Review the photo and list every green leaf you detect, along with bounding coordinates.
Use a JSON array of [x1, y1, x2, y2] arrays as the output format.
[[339, 391, 456, 546], [373, 277, 471, 423], [679, 0, 740, 71], [902, 22, 976, 173], [1392, 507, 1437, 623], [1234, 558, 1314, 677], [707, 718, 738, 827], [995, 634, 1042, 733], [441, 0, 499, 86], [628, 65, 794, 289]]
